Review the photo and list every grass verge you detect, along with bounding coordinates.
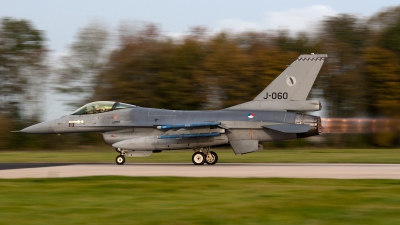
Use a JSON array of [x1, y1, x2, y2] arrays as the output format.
[[0, 148, 400, 163], [0, 177, 399, 225]]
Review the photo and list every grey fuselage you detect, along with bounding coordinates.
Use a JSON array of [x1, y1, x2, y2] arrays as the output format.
[[20, 54, 327, 155], [25, 106, 320, 154]]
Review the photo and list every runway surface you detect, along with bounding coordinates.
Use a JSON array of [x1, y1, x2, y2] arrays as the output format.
[[0, 163, 400, 179]]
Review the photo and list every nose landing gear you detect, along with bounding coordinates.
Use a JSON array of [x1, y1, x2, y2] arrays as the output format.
[[115, 148, 126, 165], [116, 155, 125, 165]]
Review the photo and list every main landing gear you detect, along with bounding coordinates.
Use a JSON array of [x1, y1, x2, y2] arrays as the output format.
[[192, 147, 218, 165], [115, 148, 126, 165]]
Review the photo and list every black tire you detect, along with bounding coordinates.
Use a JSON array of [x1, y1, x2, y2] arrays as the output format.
[[116, 155, 125, 165], [206, 151, 218, 165], [192, 152, 205, 165]]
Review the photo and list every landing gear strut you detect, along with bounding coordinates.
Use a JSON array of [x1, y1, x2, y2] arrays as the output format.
[[115, 148, 126, 165], [192, 147, 218, 165]]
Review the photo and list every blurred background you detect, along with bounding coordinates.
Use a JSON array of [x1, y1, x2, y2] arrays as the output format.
[[1, 1, 400, 150]]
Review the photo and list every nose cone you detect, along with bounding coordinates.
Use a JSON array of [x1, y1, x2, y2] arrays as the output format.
[[20, 120, 55, 134]]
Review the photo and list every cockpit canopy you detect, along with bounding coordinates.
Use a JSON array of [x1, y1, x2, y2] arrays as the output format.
[[71, 101, 136, 115]]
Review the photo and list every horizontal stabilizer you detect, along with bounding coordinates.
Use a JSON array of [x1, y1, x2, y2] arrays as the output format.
[[157, 122, 221, 129], [263, 124, 310, 133]]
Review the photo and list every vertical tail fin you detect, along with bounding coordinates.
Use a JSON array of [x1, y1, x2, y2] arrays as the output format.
[[226, 54, 327, 111], [254, 54, 327, 101]]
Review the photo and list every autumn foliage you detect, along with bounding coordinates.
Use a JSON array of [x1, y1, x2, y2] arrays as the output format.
[[2, 6, 400, 148]]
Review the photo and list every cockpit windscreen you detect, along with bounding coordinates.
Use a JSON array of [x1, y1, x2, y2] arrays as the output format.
[[71, 101, 136, 115]]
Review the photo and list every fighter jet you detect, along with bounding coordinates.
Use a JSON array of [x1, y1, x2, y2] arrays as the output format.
[[19, 54, 327, 165]]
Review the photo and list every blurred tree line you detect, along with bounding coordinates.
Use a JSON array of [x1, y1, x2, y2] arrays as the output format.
[[1, 6, 400, 150], [0, 18, 48, 149]]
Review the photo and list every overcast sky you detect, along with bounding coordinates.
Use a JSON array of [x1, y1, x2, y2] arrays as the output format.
[[1, 0, 399, 54], [1, 0, 399, 119]]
